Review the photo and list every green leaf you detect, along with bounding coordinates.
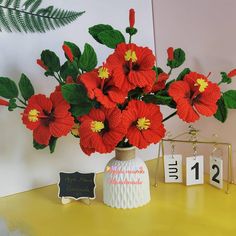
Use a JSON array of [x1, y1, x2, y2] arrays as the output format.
[[41, 50, 60, 72], [176, 68, 191, 81], [89, 24, 114, 43], [220, 72, 232, 84], [61, 83, 88, 105], [0, 77, 18, 99], [60, 61, 78, 81], [0, 1, 85, 33], [223, 90, 236, 109], [70, 102, 93, 117], [97, 29, 125, 49], [167, 48, 185, 69], [78, 43, 97, 72], [214, 96, 228, 123], [64, 41, 81, 59], [143, 94, 176, 108], [33, 140, 47, 150], [18, 73, 34, 101], [49, 137, 57, 153]]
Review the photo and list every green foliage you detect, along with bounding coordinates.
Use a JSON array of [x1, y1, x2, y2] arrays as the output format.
[[49, 137, 57, 153], [223, 90, 236, 109], [128, 87, 143, 99], [0, 76, 18, 99], [167, 48, 185, 69], [0, 0, 85, 33], [62, 83, 93, 116], [63, 41, 81, 60], [97, 29, 125, 49], [143, 91, 176, 109], [89, 24, 125, 48], [78, 43, 97, 72], [8, 98, 17, 111], [18, 73, 34, 100], [219, 72, 232, 84], [33, 139, 46, 150], [60, 61, 78, 81], [89, 24, 114, 43], [126, 27, 137, 36], [41, 50, 60, 72], [70, 102, 93, 117], [61, 83, 87, 105], [214, 96, 228, 123], [176, 68, 191, 81], [153, 66, 163, 76], [33, 137, 58, 153]]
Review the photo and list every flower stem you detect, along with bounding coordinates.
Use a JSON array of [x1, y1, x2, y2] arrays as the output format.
[[17, 105, 26, 109], [162, 111, 177, 122], [129, 35, 132, 43], [53, 74, 63, 84], [17, 98, 27, 106]]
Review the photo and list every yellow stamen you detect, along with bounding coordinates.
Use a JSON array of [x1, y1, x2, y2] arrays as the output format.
[[91, 121, 104, 133], [124, 50, 137, 62], [71, 123, 80, 137], [98, 66, 109, 80], [194, 78, 208, 92], [28, 109, 40, 122], [136, 117, 151, 130]]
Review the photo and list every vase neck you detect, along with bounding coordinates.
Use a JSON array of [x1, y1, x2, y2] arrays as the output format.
[[115, 147, 135, 161]]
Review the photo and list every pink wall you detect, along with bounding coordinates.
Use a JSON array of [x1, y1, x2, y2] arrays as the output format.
[[153, 0, 236, 183]]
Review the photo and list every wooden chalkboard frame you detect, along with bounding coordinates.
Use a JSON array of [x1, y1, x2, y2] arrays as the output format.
[[57, 172, 96, 201]]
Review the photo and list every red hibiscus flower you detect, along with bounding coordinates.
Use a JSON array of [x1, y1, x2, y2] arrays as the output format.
[[80, 65, 127, 108], [152, 72, 169, 92], [169, 72, 221, 123], [79, 107, 126, 155], [22, 92, 74, 145], [0, 98, 9, 106], [122, 100, 166, 149], [106, 43, 156, 92]]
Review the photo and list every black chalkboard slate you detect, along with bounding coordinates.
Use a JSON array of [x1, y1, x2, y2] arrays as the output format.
[[58, 172, 96, 200]]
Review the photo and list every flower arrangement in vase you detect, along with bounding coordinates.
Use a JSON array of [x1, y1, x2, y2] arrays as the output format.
[[0, 9, 236, 208]]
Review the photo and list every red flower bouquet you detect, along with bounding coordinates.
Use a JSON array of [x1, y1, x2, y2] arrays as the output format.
[[0, 9, 236, 154]]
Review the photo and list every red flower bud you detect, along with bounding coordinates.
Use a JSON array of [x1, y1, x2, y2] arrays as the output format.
[[62, 44, 74, 62], [227, 69, 236, 78], [167, 47, 174, 61], [129, 8, 135, 28], [37, 59, 48, 70], [0, 98, 9, 106]]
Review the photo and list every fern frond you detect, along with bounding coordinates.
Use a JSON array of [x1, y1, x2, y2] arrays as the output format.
[[0, 0, 85, 33]]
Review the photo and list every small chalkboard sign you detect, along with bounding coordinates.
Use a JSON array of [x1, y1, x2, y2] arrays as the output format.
[[58, 172, 96, 202]]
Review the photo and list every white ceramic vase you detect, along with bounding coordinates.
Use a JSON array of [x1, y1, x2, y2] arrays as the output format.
[[103, 147, 150, 209]]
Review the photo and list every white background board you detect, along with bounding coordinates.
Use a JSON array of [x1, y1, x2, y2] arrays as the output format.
[[0, 0, 155, 197]]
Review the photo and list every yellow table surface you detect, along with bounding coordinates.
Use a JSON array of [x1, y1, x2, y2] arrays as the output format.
[[0, 159, 236, 236]]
